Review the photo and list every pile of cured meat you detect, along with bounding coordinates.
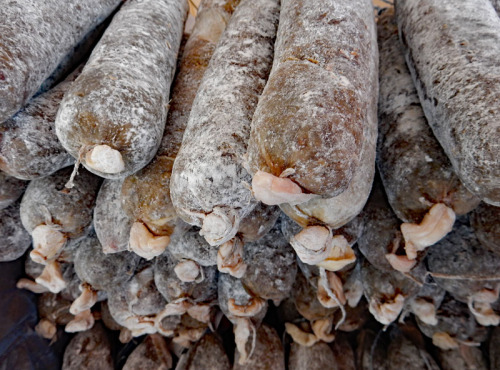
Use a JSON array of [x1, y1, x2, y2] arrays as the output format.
[[1, 0, 500, 368]]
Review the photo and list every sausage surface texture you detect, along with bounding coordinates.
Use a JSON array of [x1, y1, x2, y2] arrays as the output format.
[[0, 0, 121, 123], [396, 0, 500, 205], [56, 0, 188, 179]]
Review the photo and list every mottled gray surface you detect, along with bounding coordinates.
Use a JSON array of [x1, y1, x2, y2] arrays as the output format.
[[0, 67, 81, 180], [470, 202, 500, 255], [176, 332, 230, 370], [0, 172, 28, 209], [74, 234, 139, 291], [20, 166, 101, 238], [154, 251, 218, 303], [94, 179, 133, 254], [123, 334, 172, 370], [241, 224, 297, 301], [234, 324, 284, 370], [167, 226, 218, 266], [288, 342, 334, 370], [170, 0, 279, 239], [427, 216, 500, 303], [56, 0, 187, 179], [0, 0, 120, 122], [0, 199, 31, 262], [416, 296, 489, 344], [377, 9, 479, 224], [396, 0, 500, 205]]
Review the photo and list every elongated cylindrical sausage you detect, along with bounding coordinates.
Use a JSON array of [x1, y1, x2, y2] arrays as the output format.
[[0, 0, 121, 123], [170, 0, 279, 246], [378, 10, 480, 262], [121, 0, 237, 258], [396, 0, 500, 205], [56, 0, 188, 179], [246, 0, 378, 205]]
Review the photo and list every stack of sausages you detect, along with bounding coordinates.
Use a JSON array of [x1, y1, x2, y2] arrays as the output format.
[[1, 0, 500, 368]]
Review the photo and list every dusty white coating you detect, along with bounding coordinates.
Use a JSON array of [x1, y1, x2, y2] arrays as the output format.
[[170, 0, 279, 243], [396, 0, 500, 205], [0, 67, 81, 180], [246, 0, 378, 200], [0, 200, 32, 262], [0, 0, 121, 122], [94, 179, 133, 254], [30, 224, 67, 265], [56, 0, 188, 179], [401, 203, 455, 260], [377, 10, 479, 224], [85, 145, 125, 174]]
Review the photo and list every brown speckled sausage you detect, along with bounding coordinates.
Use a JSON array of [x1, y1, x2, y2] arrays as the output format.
[[56, 0, 188, 179], [396, 0, 500, 205], [246, 0, 378, 205]]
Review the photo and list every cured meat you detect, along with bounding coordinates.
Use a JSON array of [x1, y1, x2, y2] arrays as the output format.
[[246, 0, 378, 205], [20, 167, 101, 265], [416, 295, 489, 349], [470, 202, 500, 255], [288, 342, 334, 370], [121, 0, 238, 259], [426, 216, 500, 326], [0, 0, 121, 123], [123, 334, 172, 370], [73, 234, 139, 293], [62, 323, 113, 370], [438, 345, 488, 370], [176, 332, 230, 370], [233, 324, 284, 370], [0, 67, 82, 180], [56, 0, 188, 179], [377, 9, 479, 262], [396, 0, 500, 205], [356, 329, 389, 370], [170, 0, 279, 246], [167, 225, 218, 267], [241, 224, 297, 303], [94, 179, 133, 254], [361, 260, 420, 325], [0, 200, 31, 262], [0, 172, 28, 209]]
